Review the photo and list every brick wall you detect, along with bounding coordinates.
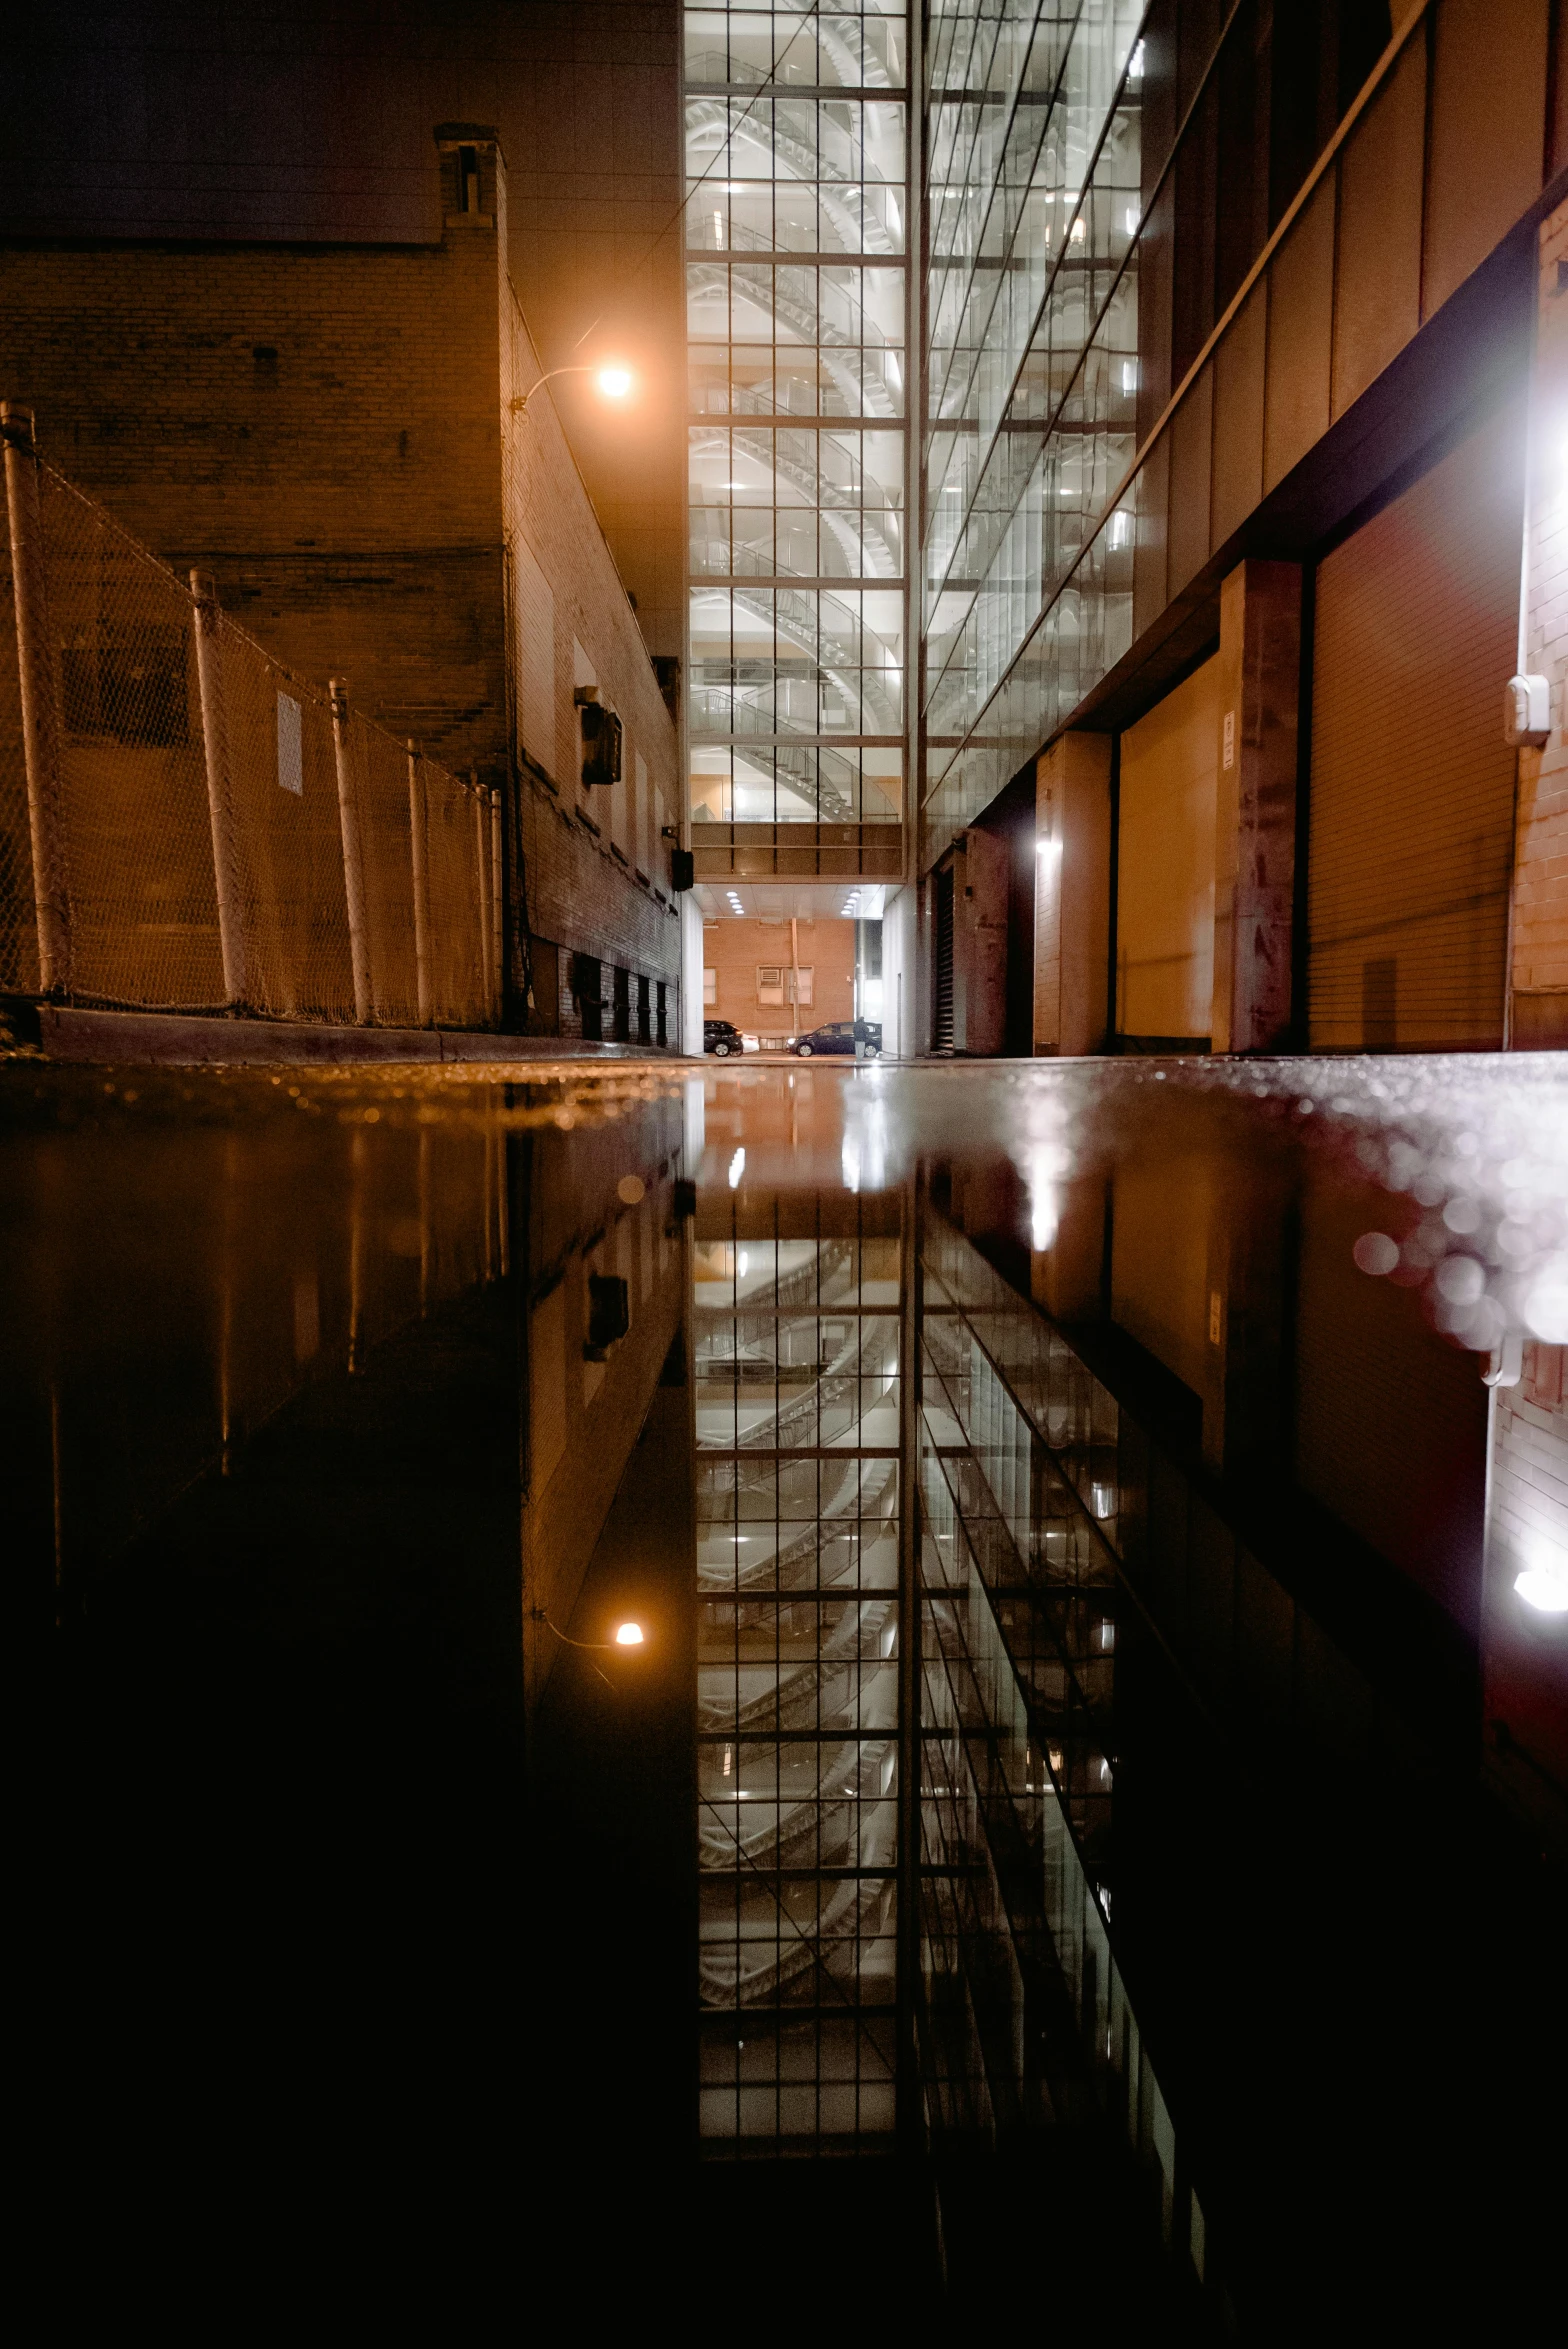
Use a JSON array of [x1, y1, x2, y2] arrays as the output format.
[[495, 128, 682, 1034], [701, 915, 855, 1037], [1514, 202, 1568, 1047], [0, 125, 681, 1035], [0, 232, 507, 764], [0, 0, 686, 665]]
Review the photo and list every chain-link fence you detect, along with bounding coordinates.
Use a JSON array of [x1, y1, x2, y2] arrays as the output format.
[[0, 407, 500, 1029]]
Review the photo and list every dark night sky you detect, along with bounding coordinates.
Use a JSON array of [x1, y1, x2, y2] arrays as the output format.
[[0, 2, 685, 648]]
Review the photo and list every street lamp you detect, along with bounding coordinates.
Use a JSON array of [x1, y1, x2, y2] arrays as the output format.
[[509, 364, 636, 418], [529, 1604, 647, 1650]]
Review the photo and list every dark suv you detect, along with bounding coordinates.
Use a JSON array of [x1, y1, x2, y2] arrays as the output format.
[[704, 1019, 744, 1057], [791, 1019, 882, 1059]]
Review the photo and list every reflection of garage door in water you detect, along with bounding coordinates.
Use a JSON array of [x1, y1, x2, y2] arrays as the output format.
[[1307, 400, 1525, 1051]]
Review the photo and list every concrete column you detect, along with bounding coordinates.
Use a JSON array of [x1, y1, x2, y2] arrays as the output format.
[[1212, 560, 1301, 1054], [1033, 732, 1111, 1055], [0, 402, 72, 992], [952, 827, 1009, 1054]]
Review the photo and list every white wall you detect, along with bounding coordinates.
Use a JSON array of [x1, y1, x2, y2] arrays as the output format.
[[882, 886, 919, 1058], [681, 895, 705, 1054]]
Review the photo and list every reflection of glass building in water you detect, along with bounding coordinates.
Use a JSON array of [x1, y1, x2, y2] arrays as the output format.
[[694, 1214, 905, 2145], [687, 1145, 1200, 2264]]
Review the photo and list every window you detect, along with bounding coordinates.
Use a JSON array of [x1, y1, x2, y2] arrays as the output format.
[[756, 966, 813, 1005], [704, 967, 717, 1005]]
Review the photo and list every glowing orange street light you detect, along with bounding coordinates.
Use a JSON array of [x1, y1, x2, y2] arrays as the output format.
[[529, 1604, 648, 1654], [509, 364, 637, 419]]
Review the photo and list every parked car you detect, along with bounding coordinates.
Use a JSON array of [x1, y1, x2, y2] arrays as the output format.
[[704, 1019, 744, 1057], [790, 1019, 882, 1059]]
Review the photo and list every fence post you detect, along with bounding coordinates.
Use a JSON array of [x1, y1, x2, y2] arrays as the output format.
[[1, 402, 72, 993], [472, 771, 491, 1029], [189, 571, 247, 1008], [489, 785, 503, 1025], [406, 739, 432, 1027], [329, 678, 372, 1024]]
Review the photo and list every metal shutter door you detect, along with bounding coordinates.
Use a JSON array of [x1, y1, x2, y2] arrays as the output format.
[[1115, 652, 1219, 1043], [934, 866, 955, 1051], [1306, 400, 1525, 1050]]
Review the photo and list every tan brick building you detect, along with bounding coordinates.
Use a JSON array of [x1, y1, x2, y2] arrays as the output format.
[[701, 912, 856, 1042], [0, 125, 682, 1040]]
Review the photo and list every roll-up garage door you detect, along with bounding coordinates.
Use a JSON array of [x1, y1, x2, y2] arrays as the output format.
[[933, 866, 955, 1051], [1307, 400, 1525, 1050], [1116, 652, 1219, 1046]]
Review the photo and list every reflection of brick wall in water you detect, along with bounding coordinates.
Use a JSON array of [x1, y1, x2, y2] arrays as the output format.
[[1515, 204, 1568, 1047]]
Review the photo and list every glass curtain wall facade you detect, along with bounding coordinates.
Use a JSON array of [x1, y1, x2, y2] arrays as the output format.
[[684, 5, 914, 843], [694, 1208, 905, 2149], [919, 1, 1400, 866], [922, 0, 1145, 865]]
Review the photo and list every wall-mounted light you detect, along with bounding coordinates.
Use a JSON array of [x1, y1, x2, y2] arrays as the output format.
[[1514, 1561, 1568, 1614], [510, 362, 637, 419], [529, 1604, 650, 1655], [1504, 672, 1551, 750]]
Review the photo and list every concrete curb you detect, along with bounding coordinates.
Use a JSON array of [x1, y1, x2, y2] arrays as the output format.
[[30, 1004, 682, 1067]]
